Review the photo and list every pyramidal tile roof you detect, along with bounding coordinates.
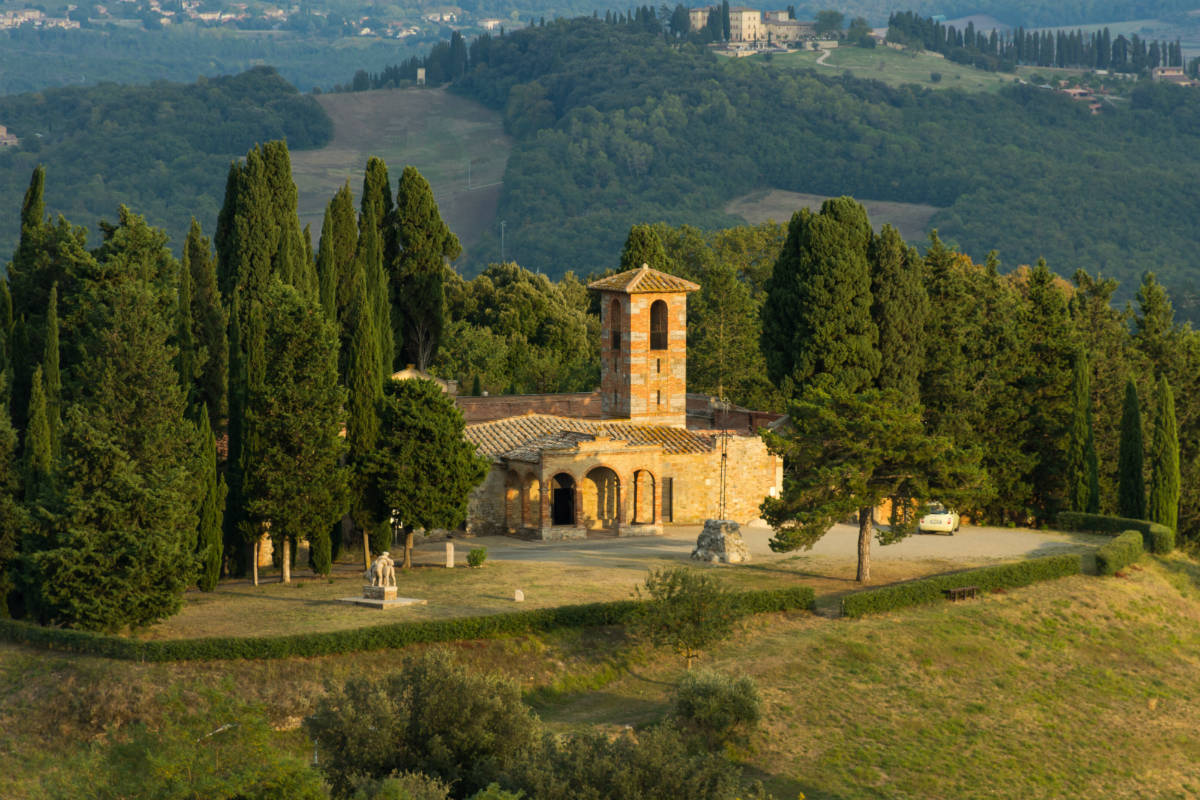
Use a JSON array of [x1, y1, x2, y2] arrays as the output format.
[[465, 413, 715, 461], [587, 263, 700, 294]]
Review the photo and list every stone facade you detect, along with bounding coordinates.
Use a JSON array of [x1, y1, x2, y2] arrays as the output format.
[[460, 264, 781, 541]]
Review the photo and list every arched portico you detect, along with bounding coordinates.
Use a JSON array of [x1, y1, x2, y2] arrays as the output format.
[[582, 466, 621, 531]]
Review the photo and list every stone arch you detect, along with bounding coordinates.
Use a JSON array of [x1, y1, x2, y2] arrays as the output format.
[[504, 469, 522, 533], [582, 466, 621, 530], [550, 473, 576, 527], [650, 299, 668, 350], [523, 473, 541, 528], [633, 469, 656, 524]]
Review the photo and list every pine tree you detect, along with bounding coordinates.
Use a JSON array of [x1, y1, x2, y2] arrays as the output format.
[[618, 224, 669, 272], [1117, 378, 1146, 520], [196, 406, 226, 591], [1148, 374, 1179, 532], [23, 366, 51, 502], [184, 219, 228, 423], [868, 224, 927, 396], [1066, 353, 1093, 512], [392, 166, 461, 370], [760, 197, 879, 395], [42, 285, 61, 455]]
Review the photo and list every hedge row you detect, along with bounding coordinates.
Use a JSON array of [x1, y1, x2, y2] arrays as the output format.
[[0, 585, 815, 662], [1056, 512, 1175, 554], [840, 554, 1082, 618], [1094, 531, 1144, 576]]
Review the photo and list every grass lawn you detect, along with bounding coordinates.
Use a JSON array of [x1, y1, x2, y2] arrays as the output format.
[[726, 188, 942, 242], [289, 87, 510, 258]]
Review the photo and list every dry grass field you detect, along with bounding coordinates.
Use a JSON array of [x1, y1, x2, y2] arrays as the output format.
[[289, 87, 510, 260], [726, 188, 942, 241]]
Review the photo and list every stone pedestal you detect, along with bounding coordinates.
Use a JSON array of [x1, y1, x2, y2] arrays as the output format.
[[691, 519, 751, 564], [363, 585, 397, 601], [445, 541, 455, 568]]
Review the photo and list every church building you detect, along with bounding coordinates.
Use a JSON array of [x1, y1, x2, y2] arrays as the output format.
[[458, 264, 783, 539]]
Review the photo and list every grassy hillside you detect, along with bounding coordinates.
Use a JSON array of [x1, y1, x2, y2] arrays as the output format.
[[726, 188, 942, 240], [290, 87, 510, 261], [2, 553, 1198, 798]]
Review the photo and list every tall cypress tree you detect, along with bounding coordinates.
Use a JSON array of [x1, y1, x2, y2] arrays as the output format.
[[1117, 378, 1146, 520], [360, 199, 393, 378], [184, 219, 228, 424], [42, 286, 61, 455], [223, 295, 247, 576], [23, 366, 51, 503], [196, 405, 226, 591], [392, 166, 461, 370], [346, 265, 385, 564], [0, 376, 23, 617], [1066, 353, 1094, 513], [175, 257, 197, 410], [868, 224, 927, 396], [316, 204, 338, 320], [618, 224, 669, 272], [760, 197, 878, 395], [1148, 374, 1179, 532]]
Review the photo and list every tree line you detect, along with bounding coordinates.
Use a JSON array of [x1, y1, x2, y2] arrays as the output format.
[[0, 146, 488, 630], [887, 10, 1184, 73]]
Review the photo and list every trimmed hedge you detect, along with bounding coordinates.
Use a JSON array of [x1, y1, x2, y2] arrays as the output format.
[[1056, 512, 1175, 554], [0, 586, 815, 663], [840, 554, 1082, 618], [1094, 531, 1144, 576]]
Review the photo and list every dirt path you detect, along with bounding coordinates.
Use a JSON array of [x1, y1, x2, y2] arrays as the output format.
[[815, 47, 833, 66]]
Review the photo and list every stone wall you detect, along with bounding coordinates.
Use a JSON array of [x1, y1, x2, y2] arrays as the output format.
[[456, 392, 603, 424], [663, 434, 781, 524], [465, 462, 507, 536]]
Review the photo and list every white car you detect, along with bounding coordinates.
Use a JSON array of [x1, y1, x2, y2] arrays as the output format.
[[919, 503, 960, 535]]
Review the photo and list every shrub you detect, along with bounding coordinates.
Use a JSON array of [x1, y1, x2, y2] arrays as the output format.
[[350, 772, 452, 800], [930, 71, 942, 82], [1095, 530, 1143, 576], [1056, 512, 1174, 553], [672, 670, 762, 749], [305, 648, 541, 799], [840, 554, 1081, 618], [633, 567, 737, 668], [467, 547, 488, 568]]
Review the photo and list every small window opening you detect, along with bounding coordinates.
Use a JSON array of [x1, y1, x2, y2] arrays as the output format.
[[650, 300, 668, 350]]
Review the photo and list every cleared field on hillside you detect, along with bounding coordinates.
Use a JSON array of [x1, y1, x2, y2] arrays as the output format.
[[727, 187, 942, 241], [290, 87, 510, 259]]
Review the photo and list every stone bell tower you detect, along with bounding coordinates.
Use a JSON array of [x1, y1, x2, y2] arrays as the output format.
[[588, 264, 699, 428]]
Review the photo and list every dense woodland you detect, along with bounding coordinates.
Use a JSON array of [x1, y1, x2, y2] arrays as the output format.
[[358, 18, 1200, 318], [0, 66, 331, 259]]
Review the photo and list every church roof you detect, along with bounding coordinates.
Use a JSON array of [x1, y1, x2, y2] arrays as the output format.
[[587, 263, 700, 294], [465, 413, 715, 461]]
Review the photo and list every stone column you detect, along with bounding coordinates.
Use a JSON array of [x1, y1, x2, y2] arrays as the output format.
[[445, 541, 455, 568]]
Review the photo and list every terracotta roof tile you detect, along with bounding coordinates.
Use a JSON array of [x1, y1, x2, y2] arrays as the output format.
[[587, 263, 700, 294], [465, 414, 715, 460]]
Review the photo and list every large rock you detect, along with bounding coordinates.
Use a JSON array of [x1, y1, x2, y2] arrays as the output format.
[[691, 519, 750, 564]]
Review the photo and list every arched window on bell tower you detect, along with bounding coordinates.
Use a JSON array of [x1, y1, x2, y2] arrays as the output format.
[[610, 298, 622, 352], [650, 300, 668, 350]]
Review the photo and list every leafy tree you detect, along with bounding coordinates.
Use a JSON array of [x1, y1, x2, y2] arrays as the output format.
[[618, 223, 669, 272], [1148, 374, 1179, 532], [633, 566, 737, 669], [762, 385, 981, 582], [304, 648, 540, 800], [242, 281, 348, 583], [391, 166, 461, 371], [1117, 378, 1146, 520], [814, 9, 844, 36], [195, 405, 226, 592], [366, 378, 488, 569], [760, 198, 879, 395]]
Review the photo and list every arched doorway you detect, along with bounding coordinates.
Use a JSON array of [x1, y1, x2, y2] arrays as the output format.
[[633, 469, 656, 524], [583, 467, 620, 530], [551, 473, 576, 526]]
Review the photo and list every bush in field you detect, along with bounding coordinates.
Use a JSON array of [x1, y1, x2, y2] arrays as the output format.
[[672, 670, 762, 749], [349, 772, 453, 800], [305, 649, 540, 799], [467, 547, 488, 568], [633, 567, 738, 668]]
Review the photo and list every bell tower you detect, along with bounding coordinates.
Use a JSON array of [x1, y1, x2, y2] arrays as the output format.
[[589, 264, 699, 428]]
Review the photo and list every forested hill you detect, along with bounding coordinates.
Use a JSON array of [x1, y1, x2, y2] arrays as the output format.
[[0, 67, 330, 259], [433, 18, 1200, 316], [819, 0, 1198, 26]]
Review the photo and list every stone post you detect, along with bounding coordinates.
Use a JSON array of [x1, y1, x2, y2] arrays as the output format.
[[445, 541, 455, 569]]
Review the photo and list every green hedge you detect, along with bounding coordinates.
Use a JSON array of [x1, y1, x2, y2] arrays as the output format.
[[0, 586, 815, 663], [1094, 531, 1144, 576], [1056, 512, 1175, 554], [840, 554, 1082, 618]]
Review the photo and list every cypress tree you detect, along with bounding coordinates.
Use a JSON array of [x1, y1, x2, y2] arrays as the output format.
[[358, 198, 392, 378], [1117, 378, 1146, 520], [262, 140, 307, 290], [184, 219, 228, 423], [618, 224, 669, 272], [392, 165, 461, 370], [316, 204, 338, 319], [868, 224, 927, 396], [196, 406, 226, 591], [1066, 353, 1093, 512], [0, 376, 23, 617], [223, 295, 248, 576], [239, 297, 268, 583], [346, 264, 384, 564], [471, 374, 482, 396], [23, 366, 51, 502], [760, 197, 878, 395], [0, 278, 12, 382], [175, 257, 197, 409], [42, 286, 61, 455], [1148, 374, 1179, 532]]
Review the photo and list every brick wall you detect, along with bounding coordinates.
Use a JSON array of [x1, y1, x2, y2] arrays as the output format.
[[600, 289, 689, 427]]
